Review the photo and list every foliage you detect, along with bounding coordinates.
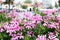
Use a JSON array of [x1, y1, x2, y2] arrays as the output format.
[[0, 13, 11, 23], [4, 0, 14, 4], [58, 0, 60, 7], [21, 5, 27, 9], [24, 0, 32, 3]]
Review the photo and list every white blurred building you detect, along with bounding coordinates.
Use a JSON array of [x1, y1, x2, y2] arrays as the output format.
[[42, 0, 58, 8]]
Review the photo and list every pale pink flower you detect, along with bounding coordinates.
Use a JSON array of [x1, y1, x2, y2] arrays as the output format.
[[24, 12, 32, 19], [53, 38, 59, 40], [0, 28, 4, 32], [57, 16, 60, 21], [27, 31, 34, 37], [48, 32, 58, 40], [43, 9, 53, 15], [48, 23, 56, 28], [43, 23, 47, 26], [31, 14, 42, 23], [26, 26, 31, 29], [17, 33, 24, 39], [36, 35, 46, 40]]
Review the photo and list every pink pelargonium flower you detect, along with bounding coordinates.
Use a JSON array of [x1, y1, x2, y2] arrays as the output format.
[[0, 9, 5, 13], [24, 21, 34, 26], [11, 34, 24, 40], [31, 14, 42, 23], [6, 26, 22, 33], [43, 23, 47, 26], [12, 12, 18, 17], [50, 16, 55, 20], [11, 36, 18, 40], [43, 9, 53, 15], [48, 23, 56, 28], [43, 15, 53, 21], [10, 10, 18, 18], [9, 33, 17, 37], [27, 31, 34, 37], [17, 33, 24, 39], [57, 16, 60, 21], [26, 26, 31, 29], [24, 12, 32, 19], [0, 28, 4, 32], [10, 18, 19, 26], [48, 32, 57, 40], [3, 22, 22, 34], [24, 21, 36, 28], [53, 38, 59, 40], [36, 35, 46, 40]]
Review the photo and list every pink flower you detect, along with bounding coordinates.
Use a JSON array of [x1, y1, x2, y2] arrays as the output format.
[[48, 23, 56, 28], [27, 31, 34, 37], [11, 18, 19, 26], [26, 26, 31, 29], [0, 28, 4, 32], [18, 35, 24, 39], [10, 33, 24, 40], [31, 14, 42, 23], [17, 33, 24, 39], [43, 9, 53, 15], [0, 9, 5, 13], [6, 26, 21, 33], [3, 20, 22, 34], [36, 35, 46, 40], [17, 18, 22, 23], [12, 12, 18, 17], [10, 33, 17, 37], [48, 32, 58, 40], [43, 23, 47, 26], [24, 21, 36, 29], [11, 37, 18, 40], [53, 38, 59, 40], [57, 16, 60, 21], [24, 12, 32, 19]]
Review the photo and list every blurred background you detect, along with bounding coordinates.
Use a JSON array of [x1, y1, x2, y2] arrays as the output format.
[[0, 0, 60, 13]]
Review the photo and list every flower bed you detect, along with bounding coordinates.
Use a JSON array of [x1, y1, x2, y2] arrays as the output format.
[[0, 10, 60, 40]]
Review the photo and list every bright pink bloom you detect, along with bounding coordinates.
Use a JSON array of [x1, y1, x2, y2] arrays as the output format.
[[31, 14, 42, 23]]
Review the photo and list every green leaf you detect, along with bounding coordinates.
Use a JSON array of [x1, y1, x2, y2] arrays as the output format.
[[0, 33, 3, 39], [58, 33, 60, 40], [37, 23, 48, 34], [30, 36, 36, 40], [24, 35, 30, 40]]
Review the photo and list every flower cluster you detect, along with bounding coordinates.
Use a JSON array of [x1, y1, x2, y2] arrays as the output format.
[[0, 10, 60, 40]]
